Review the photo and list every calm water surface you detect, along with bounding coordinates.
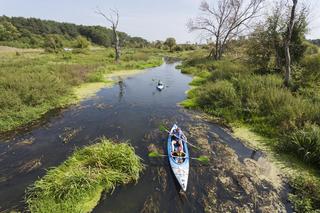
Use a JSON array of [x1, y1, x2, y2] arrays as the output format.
[[0, 61, 290, 212]]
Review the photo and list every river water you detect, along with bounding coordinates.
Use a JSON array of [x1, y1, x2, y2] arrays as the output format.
[[0, 61, 291, 212]]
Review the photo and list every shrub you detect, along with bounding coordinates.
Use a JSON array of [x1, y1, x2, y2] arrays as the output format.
[[74, 36, 90, 49], [288, 175, 320, 212], [86, 71, 105, 83], [44, 34, 63, 53], [299, 54, 320, 87], [210, 60, 248, 81], [173, 45, 183, 52], [0, 21, 20, 40], [280, 124, 320, 167], [304, 41, 319, 55], [230, 73, 316, 133], [235, 74, 282, 105], [196, 80, 241, 120]]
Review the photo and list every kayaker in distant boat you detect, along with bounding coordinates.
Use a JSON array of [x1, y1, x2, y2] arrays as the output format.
[[157, 80, 164, 90]]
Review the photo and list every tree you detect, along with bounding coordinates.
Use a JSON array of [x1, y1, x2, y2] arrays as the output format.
[[0, 21, 20, 41], [154, 40, 163, 49], [284, 0, 298, 87], [43, 34, 63, 53], [188, 0, 264, 60], [246, 1, 307, 75], [246, 25, 273, 73], [164, 37, 176, 52], [74, 36, 90, 49], [96, 8, 121, 62]]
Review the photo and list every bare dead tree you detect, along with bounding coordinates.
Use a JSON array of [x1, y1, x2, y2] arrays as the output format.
[[284, 0, 298, 87], [96, 8, 121, 62], [188, 0, 264, 60]]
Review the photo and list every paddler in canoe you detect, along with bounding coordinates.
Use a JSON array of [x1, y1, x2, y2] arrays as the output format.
[[170, 127, 187, 163], [171, 144, 185, 163]]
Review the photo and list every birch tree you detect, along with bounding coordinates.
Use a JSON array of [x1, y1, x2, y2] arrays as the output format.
[[284, 0, 298, 86]]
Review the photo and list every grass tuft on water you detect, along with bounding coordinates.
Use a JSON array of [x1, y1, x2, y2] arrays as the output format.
[[25, 138, 144, 213]]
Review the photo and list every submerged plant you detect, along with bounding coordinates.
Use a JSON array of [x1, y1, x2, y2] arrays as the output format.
[[26, 138, 144, 213]]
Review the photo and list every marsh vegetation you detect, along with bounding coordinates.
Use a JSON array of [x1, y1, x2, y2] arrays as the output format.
[[1, 0, 320, 212], [179, 32, 320, 213], [0, 48, 163, 132], [26, 138, 143, 212]]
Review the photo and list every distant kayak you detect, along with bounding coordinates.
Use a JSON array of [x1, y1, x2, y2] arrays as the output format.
[[167, 124, 189, 191], [157, 81, 164, 90]]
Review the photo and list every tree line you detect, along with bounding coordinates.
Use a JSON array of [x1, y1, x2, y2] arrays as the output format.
[[0, 15, 149, 49]]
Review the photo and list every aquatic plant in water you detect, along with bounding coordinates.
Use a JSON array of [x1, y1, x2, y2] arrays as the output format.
[[26, 138, 144, 213]]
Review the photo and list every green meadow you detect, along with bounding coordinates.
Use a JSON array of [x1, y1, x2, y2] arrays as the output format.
[[0, 48, 163, 132]]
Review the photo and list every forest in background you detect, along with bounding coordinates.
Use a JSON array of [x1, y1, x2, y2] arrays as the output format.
[[0, 16, 149, 49]]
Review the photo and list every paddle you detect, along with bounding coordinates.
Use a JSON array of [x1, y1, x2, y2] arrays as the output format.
[[148, 151, 209, 164], [159, 124, 202, 151]]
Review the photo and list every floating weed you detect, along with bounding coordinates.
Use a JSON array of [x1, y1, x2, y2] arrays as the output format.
[[59, 127, 82, 144], [26, 138, 144, 213]]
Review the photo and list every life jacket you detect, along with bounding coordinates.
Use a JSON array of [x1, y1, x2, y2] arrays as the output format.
[[176, 146, 184, 157]]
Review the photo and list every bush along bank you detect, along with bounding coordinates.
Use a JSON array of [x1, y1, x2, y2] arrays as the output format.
[[179, 56, 320, 212], [25, 138, 144, 213]]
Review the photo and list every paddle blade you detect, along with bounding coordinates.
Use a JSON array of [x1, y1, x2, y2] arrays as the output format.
[[159, 124, 167, 132], [195, 156, 210, 164], [148, 151, 161, 157]]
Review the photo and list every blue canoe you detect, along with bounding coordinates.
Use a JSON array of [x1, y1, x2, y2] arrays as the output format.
[[167, 124, 190, 191]]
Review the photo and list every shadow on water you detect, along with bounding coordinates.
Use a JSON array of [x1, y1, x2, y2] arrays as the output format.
[[0, 62, 291, 212], [117, 77, 125, 102]]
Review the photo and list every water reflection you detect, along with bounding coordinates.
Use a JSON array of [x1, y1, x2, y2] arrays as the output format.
[[117, 77, 126, 102]]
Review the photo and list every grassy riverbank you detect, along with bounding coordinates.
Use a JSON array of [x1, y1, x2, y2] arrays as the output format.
[[0, 47, 163, 133], [179, 55, 320, 212], [26, 138, 144, 212]]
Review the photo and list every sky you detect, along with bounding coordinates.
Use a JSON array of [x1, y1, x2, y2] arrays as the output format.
[[0, 0, 319, 43]]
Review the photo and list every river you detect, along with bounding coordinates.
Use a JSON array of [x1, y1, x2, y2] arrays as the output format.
[[0, 61, 291, 212]]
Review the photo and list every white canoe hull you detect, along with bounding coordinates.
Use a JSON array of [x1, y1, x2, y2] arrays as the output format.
[[167, 124, 189, 191], [157, 85, 164, 90]]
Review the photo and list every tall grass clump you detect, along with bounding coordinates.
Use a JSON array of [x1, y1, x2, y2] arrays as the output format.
[[197, 80, 241, 121], [26, 138, 144, 213], [280, 124, 320, 167], [209, 60, 248, 81]]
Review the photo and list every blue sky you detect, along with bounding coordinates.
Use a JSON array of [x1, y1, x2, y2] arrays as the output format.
[[0, 0, 319, 43]]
